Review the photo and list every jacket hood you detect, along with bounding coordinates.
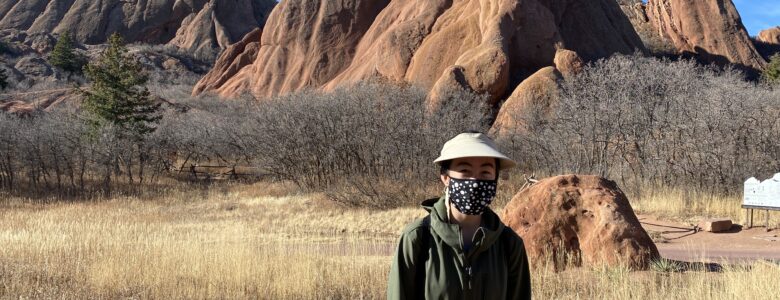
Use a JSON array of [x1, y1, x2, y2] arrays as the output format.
[[421, 196, 506, 258]]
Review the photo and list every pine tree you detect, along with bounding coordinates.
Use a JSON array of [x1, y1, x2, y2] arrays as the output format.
[[0, 68, 8, 90], [80, 33, 161, 138], [49, 32, 84, 74], [763, 53, 780, 86]]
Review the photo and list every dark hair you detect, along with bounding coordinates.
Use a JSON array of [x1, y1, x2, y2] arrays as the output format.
[[439, 158, 500, 180]]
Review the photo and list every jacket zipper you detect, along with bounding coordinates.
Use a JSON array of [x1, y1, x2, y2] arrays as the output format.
[[466, 266, 472, 290], [458, 226, 472, 291]]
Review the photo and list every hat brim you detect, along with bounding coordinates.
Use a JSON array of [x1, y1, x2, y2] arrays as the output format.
[[434, 143, 517, 170]]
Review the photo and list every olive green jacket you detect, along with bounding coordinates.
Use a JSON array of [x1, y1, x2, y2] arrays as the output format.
[[387, 196, 531, 299]]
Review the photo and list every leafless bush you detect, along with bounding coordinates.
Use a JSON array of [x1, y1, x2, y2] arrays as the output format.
[[152, 82, 489, 207], [259, 83, 488, 207], [0, 81, 480, 206], [498, 54, 780, 195]]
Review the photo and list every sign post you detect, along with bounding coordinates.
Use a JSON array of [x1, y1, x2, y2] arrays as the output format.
[[743, 173, 780, 231]]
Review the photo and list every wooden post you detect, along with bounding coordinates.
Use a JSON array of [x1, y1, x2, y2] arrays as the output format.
[[767, 210, 771, 232]]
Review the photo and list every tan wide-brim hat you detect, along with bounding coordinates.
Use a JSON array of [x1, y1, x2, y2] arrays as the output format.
[[433, 132, 517, 170]]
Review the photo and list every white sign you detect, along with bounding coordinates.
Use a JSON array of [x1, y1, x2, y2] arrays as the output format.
[[743, 173, 780, 208]]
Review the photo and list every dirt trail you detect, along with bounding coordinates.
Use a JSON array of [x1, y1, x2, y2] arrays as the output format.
[[639, 215, 780, 263]]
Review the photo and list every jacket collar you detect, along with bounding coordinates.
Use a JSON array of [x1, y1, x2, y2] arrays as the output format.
[[421, 196, 505, 257]]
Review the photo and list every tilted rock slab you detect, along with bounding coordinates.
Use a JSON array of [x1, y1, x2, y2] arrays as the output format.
[[490, 49, 582, 139], [502, 175, 660, 270], [489, 66, 561, 138], [192, 28, 262, 95], [195, 0, 645, 100], [645, 0, 766, 70]]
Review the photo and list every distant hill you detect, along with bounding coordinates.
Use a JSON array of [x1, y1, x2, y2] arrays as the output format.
[[0, 0, 276, 59]]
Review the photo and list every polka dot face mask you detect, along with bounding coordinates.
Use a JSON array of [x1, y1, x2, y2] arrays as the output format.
[[446, 178, 498, 215]]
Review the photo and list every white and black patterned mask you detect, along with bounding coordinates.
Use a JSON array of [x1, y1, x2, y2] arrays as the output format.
[[446, 178, 497, 215]]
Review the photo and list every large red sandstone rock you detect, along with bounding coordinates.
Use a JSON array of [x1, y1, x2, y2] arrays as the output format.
[[618, 0, 675, 53], [502, 175, 660, 270], [209, 0, 391, 99], [645, 0, 766, 70], [192, 28, 262, 96], [0, 0, 275, 57], [489, 49, 580, 138], [195, 0, 645, 100], [758, 27, 780, 45], [489, 66, 561, 138]]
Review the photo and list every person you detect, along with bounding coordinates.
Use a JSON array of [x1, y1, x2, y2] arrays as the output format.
[[387, 132, 531, 299]]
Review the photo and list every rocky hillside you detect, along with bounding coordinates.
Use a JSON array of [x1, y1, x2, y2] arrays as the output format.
[[0, 0, 276, 58], [0, 30, 211, 114], [647, 0, 766, 70], [619, 0, 766, 71], [194, 0, 646, 100]]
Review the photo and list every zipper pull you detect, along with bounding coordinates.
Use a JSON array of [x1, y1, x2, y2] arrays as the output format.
[[466, 266, 472, 290]]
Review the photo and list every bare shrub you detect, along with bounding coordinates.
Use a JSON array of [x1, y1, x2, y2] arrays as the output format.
[[498, 54, 780, 196], [143, 82, 489, 207], [219, 83, 488, 207]]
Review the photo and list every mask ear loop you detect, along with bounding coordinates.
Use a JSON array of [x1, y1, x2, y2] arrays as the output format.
[[444, 182, 452, 224]]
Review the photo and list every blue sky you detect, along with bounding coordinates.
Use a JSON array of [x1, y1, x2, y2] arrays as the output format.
[[733, 0, 780, 36]]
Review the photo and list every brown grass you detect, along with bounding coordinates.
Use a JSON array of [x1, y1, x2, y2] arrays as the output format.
[[1, 181, 778, 299], [629, 185, 779, 228]]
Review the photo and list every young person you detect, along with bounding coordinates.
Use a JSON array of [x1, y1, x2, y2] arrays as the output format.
[[387, 132, 531, 299]]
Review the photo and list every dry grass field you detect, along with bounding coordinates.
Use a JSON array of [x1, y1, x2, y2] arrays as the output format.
[[1, 181, 778, 299]]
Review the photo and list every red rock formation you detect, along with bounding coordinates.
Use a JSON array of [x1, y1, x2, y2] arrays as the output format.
[[209, 0, 391, 99], [758, 27, 780, 45], [0, 89, 78, 115], [489, 49, 580, 138], [618, 0, 675, 54], [196, 0, 645, 100], [553, 49, 584, 79], [489, 66, 561, 137], [645, 0, 766, 70], [192, 28, 262, 96], [0, 101, 35, 114], [502, 175, 660, 270]]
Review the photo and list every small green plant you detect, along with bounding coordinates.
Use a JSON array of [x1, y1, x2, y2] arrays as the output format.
[[762, 53, 780, 86], [650, 258, 684, 273], [79, 33, 161, 138], [49, 32, 85, 74]]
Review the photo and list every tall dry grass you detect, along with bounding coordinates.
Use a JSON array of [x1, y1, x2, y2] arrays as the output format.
[[1, 181, 778, 299], [628, 184, 779, 228]]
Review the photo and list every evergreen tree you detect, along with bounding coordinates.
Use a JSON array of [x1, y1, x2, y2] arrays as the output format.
[[0, 68, 8, 90], [80, 33, 161, 138], [49, 32, 84, 74], [763, 53, 780, 86]]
